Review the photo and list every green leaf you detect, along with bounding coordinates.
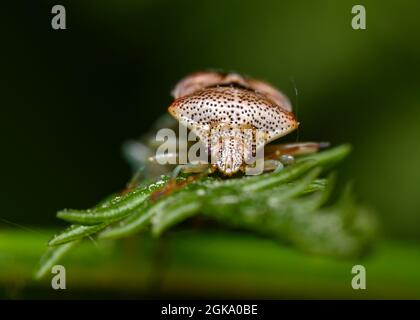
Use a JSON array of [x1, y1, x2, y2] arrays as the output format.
[[56, 176, 169, 224], [48, 223, 109, 246], [98, 202, 153, 239], [34, 240, 79, 280], [35, 144, 376, 279]]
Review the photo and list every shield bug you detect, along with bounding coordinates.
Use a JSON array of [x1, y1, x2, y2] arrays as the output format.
[[165, 71, 326, 176]]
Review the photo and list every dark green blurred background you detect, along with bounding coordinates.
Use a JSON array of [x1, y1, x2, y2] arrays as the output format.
[[1, 0, 420, 300], [1, 0, 419, 245]]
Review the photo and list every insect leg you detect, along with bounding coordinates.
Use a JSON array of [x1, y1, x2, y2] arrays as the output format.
[[171, 163, 211, 178], [263, 160, 284, 172], [150, 163, 212, 200], [148, 152, 179, 165], [264, 142, 330, 159], [123, 140, 154, 170]]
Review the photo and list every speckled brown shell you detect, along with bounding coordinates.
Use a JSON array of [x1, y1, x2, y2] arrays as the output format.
[[168, 71, 299, 174]]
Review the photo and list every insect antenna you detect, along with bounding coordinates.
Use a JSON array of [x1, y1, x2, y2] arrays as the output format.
[[290, 77, 300, 143]]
